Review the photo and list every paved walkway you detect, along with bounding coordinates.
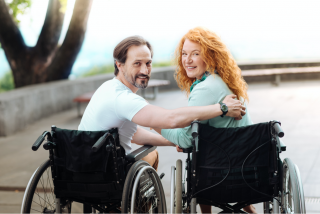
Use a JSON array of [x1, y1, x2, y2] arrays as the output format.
[[0, 80, 320, 213]]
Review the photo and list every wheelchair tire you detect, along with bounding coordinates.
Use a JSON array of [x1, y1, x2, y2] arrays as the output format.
[[263, 201, 270, 213], [21, 160, 65, 213], [175, 159, 183, 214], [121, 160, 165, 213], [281, 158, 306, 214]]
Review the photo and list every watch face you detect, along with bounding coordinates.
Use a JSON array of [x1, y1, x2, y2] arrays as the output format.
[[221, 104, 228, 112]]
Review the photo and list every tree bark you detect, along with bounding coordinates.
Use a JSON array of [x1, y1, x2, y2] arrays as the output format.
[[32, 0, 65, 83], [47, 0, 93, 81], [0, 0, 93, 88], [0, 0, 27, 87]]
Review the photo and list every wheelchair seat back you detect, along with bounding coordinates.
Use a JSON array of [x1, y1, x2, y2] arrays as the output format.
[[51, 127, 126, 203], [193, 122, 279, 203]]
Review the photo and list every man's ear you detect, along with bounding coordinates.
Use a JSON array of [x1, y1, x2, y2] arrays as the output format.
[[115, 61, 122, 72]]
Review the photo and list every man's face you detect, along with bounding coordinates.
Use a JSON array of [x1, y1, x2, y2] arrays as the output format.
[[120, 45, 152, 89]]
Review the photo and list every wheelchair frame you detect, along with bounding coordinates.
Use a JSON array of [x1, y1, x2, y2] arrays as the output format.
[[171, 120, 306, 214], [21, 125, 167, 213]]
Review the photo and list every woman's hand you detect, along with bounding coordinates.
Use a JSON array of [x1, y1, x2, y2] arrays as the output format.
[[223, 95, 246, 119], [176, 145, 183, 152]]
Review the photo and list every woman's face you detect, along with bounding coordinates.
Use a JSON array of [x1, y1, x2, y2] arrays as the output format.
[[182, 39, 207, 80]]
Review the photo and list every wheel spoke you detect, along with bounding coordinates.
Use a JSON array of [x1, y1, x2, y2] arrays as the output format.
[[31, 207, 42, 213], [43, 169, 55, 210], [33, 191, 55, 208], [46, 169, 55, 199], [129, 169, 160, 213], [39, 177, 53, 210], [39, 175, 49, 208], [36, 180, 55, 210], [122, 161, 165, 213], [30, 199, 44, 208]]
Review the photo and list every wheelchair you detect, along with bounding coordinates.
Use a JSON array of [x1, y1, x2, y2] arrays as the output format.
[[171, 121, 306, 213], [21, 126, 167, 213]]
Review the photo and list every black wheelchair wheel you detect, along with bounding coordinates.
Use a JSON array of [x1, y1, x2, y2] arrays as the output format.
[[282, 158, 306, 214], [263, 201, 270, 213], [21, 160, 61, 213], [175, 159, 183, 214], [121, 160, 166, 213]]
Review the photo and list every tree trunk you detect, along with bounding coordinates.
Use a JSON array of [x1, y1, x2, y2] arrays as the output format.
[[0, 0, 93, 88], [0, 0, 27, 87], [47, 0, 93, 81]]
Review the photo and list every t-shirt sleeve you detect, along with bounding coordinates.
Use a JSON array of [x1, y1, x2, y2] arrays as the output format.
[[114, 91, 149, 121]]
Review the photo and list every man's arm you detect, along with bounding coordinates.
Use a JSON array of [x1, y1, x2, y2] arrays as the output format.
[[132, 94, 245, 129], [132, 127, 175, 146]]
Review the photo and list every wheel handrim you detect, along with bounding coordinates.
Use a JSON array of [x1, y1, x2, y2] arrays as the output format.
[[283, 163, 295, 213], [129, 169, 160, 213]]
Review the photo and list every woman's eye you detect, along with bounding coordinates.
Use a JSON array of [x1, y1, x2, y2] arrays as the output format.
[[135, 62, 140, 65], [182, 53, 187, 55]]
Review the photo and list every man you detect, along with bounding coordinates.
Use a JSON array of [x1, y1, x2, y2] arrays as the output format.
[[78, 36, 245, 170]]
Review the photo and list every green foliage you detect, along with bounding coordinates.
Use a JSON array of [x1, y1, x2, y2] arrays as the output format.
[[81, 61, 173, 77], [0, 71, 15, 93], [152, 61, 174, 67], [81, 64, 115, 77], [59, 0, 68, 13], [5, 0, 32, 24]]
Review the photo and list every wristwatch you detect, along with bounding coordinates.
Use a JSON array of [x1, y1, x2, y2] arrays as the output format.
[[219, 102, 228, 117]]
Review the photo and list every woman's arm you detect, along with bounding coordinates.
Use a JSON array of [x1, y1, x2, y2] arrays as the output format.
[[161, 126, 194, 148], [133, 94, 245, 129], [156, 80, 233, 148], [152, 93, 244, 134]]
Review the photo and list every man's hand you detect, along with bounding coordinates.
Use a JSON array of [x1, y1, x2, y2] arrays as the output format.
[[223, 95, 246, 118], [176, 145, 183, 152]]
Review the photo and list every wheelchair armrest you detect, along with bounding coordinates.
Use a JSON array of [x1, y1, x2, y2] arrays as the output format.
[[183, 147, 193, 153], [126, 145, 156, 162]]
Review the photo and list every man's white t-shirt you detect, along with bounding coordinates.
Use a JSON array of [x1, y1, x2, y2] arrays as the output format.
[[78, 78, 148, 154]]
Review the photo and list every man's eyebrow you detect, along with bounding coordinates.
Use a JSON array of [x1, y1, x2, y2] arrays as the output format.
[[134, 59, 152, 62]]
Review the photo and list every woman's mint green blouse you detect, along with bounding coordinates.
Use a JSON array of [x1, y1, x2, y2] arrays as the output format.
[[161, 73, 253, 148]]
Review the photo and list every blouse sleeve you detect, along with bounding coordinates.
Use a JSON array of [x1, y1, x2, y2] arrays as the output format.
[[161, 82, 218, 148], [161, 126, 193, 148]]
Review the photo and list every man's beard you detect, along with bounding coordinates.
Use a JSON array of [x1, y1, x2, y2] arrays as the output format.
[[123, 70, 150, 89]]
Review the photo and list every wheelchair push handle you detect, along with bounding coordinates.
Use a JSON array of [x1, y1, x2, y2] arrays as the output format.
[[32, 131, 49, 151], [273, 122, 284, 138], [92, 132, 110, 152], [191, 121, 199, 138]]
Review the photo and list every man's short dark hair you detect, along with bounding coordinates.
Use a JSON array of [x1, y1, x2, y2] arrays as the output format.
[[113, 36, 153, 76]]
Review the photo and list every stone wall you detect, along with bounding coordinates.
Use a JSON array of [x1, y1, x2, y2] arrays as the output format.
[[1, 59, 320, 136], [0, 73, 114, 136]]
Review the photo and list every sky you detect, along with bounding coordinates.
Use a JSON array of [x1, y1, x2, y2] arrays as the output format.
[[1, 0, 320, 77]]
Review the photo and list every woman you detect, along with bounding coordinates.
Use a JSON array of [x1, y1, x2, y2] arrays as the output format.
[[154, 27, 256, 213]]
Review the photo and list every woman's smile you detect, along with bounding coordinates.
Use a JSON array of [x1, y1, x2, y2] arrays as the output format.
[[186, 66, 197, 70], [182, 39, 207, 79]]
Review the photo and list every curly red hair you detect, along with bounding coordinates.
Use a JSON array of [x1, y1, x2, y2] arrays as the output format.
[[174, 27, 249, 101]]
